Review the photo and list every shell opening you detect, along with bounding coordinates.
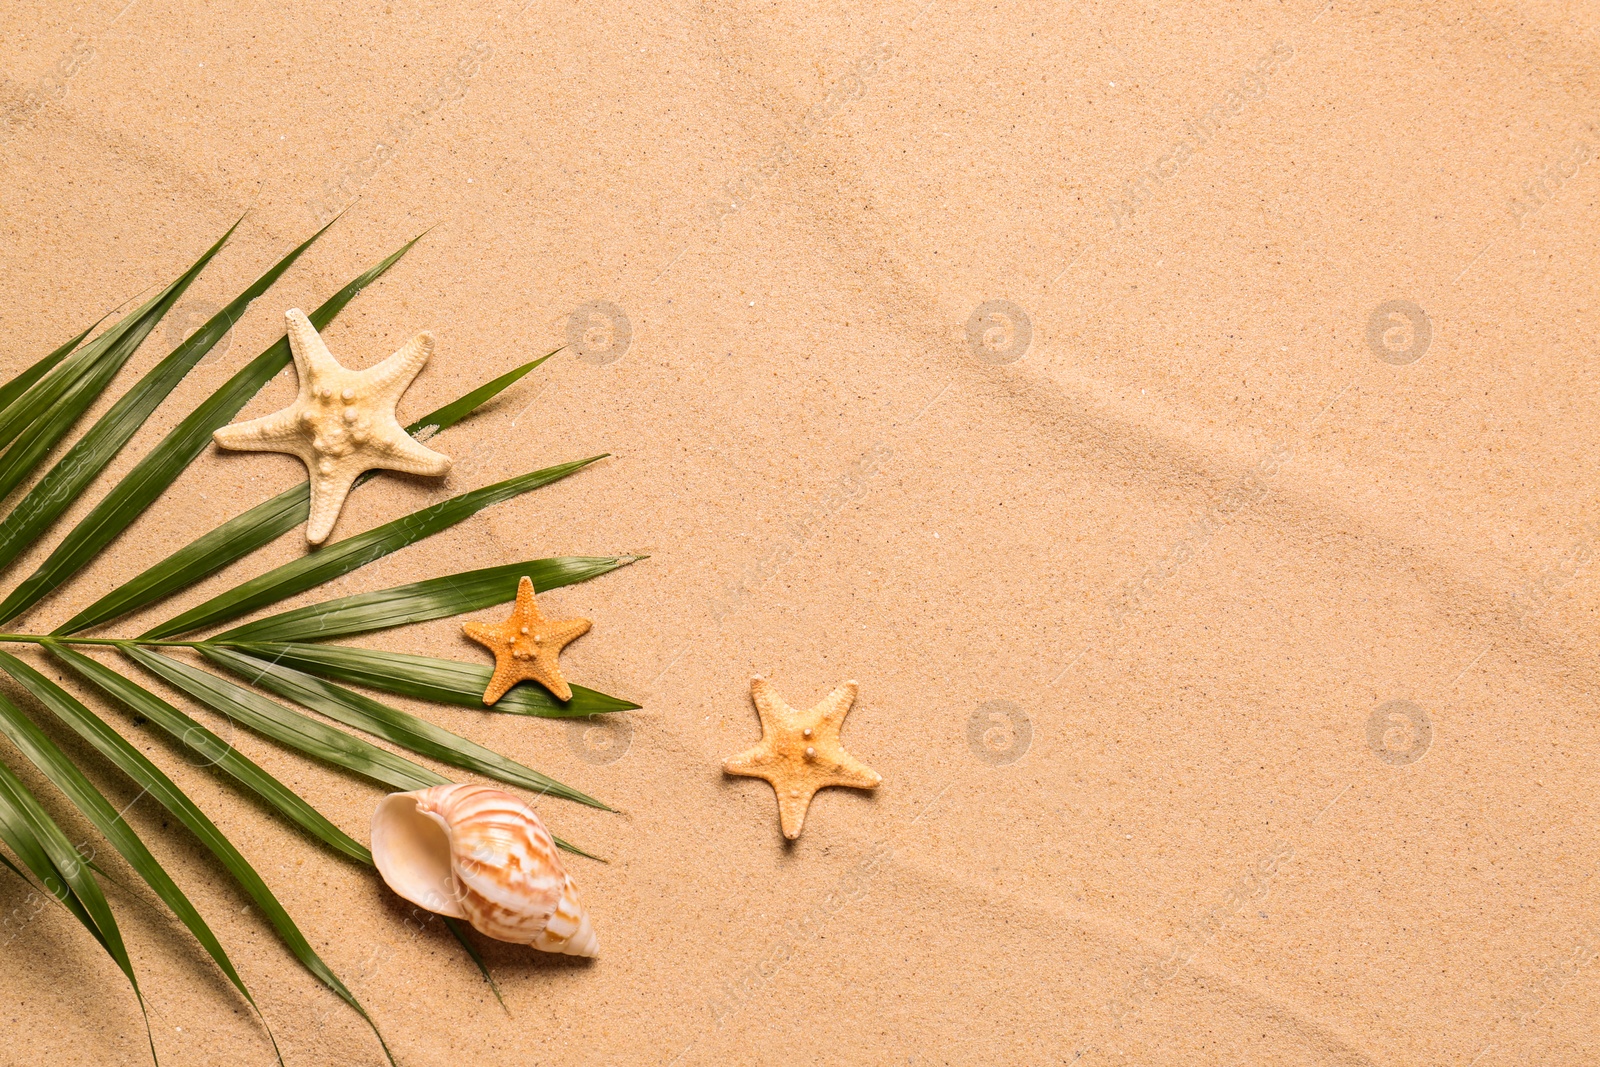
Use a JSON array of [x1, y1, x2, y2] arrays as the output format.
[[372, 792, 466, 918]]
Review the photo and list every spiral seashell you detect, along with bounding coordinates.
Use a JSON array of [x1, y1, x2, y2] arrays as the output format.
[[371, 783, 598, 957]]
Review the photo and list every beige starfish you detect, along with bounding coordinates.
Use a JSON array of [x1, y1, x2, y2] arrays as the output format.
[[723, 676, 882, 840], [212, 309, 452, 543], [463, 576, 592, 703]]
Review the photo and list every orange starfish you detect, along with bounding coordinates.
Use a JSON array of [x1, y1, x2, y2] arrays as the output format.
[[723, 676, 882, 839], [463, 576, 591, 703]]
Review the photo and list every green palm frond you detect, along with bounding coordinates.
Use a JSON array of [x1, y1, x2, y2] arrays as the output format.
[[50, 643, 373, 863], [0, 749, 153, 1061], [0, 233, 424, 626], [216, 554, 637, 643], [0, 313, 107, 417], [0, 220, 638, 1064], [0, 679, 279, 1060]]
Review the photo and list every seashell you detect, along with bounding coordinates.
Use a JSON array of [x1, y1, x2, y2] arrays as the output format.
[[372, 783, 597, 957]]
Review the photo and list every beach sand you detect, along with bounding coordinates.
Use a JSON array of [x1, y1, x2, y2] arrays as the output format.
[[1, 1, 1598, 1063]]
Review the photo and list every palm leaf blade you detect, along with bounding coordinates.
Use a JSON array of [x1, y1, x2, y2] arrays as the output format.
[[203, 646, 604, 808], [124, 646, 447, 790], [56, 487, 308, 635], [0, 236, 423, 626], [0, 752, 153, 1061], [0, 350, 124, 503], [46, 644, 369, 863], [0, 764, 95, 927], [0, 316, 103, 418], [0, 760, 101, 933], [0, 647, 392, 1062], [230, 640, 638, 718], [0, 681, 273, 1052], [406, 348, 556, 437], [142, 456, 607, 639], [0, 847, 31, 884], [441, 917, 507, 1010], [0, 287, 184, 453], [0, 219, 240, 501], [218, 555, 634, 643]]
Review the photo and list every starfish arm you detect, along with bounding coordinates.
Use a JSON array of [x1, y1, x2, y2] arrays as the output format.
[[749, 676, 793, 734], [304, 461, 363, 545], [544, 617, 592, 649], [727, 677, 882, 839], [285, 309, 341, 379], [372, 428, 452, 477], [528, 656, 573, 702], [481, 659, 519, 705], [776, 783, 819, 840], [462, 620, 504, 649], [363, 330, 434, 401], [722, 745, 778, 777], [823, 757, 883, 790], [514, 575, 537, 619], [212, 406, 308, 453], [815, 681, 859, 728]]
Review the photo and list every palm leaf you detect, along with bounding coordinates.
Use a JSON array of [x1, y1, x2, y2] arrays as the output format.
[[230, 640, 639, 718], [0, 685, 278, 1059], [0, 846, 32, 884], [0, 222, 240, 509], [47, 644, 369, 863], [0, 235, 424, 626], [442, 917, 508, 1011], [142, 455, 607, 639], [405, 348, 556, 438], [0, 315, 104, 418], [0, 220, 335, 576], [0, 279, 205, 454], [0, 765, 88, 918], [57, 350, 558, 635], [217, 555, 636, 643], [203, 646, 600, 806], [0, 753, 154, 1063], [0, 647, 393, 1064], [123, 646, 450, 792], [56, 488, 308, 635]]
